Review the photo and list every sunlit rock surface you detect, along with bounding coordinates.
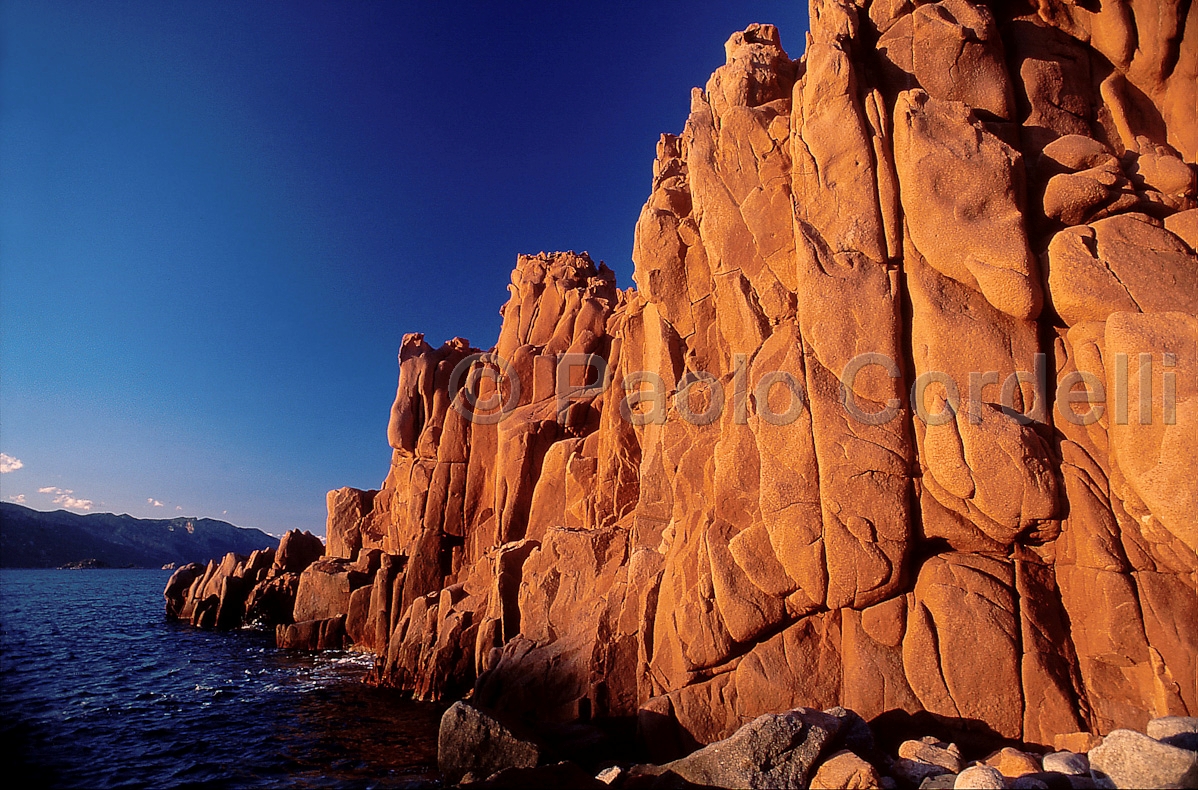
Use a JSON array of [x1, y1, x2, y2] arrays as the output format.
[[171, 0, 1198, 755]]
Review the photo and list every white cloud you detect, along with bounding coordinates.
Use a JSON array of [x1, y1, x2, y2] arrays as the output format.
[[54, 493, 93, 511], [8, 494, 26, 504], [176, 506, 183, 511], [0, 454, 23, 473], [148, 498, 163, 507], [37, 486, 94, 511], [222, 510, 228, 515]]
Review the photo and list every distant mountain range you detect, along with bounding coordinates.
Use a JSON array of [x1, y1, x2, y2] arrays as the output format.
[[0, 503, 280, 568]]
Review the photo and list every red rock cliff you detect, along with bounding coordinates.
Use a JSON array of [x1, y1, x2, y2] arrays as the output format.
[[320, 0, 1197, 752]]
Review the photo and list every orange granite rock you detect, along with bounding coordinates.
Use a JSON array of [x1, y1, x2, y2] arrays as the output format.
[[175, 0, 1198, 760], [164, 529, 325, 630], [341, 1, 1197, 752]]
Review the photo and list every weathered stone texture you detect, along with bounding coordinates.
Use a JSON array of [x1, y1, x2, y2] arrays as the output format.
[[164, 529, 325, 630], [331, 1, 1197, 751], [172, 0, 1198, 758]]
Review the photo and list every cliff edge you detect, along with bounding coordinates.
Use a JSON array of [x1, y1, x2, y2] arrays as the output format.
[[169, 0, 1198, 759]]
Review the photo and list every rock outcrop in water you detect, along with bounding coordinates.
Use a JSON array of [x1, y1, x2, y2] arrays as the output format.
[[169, 0, 1198, 765], [164, 529, 324, 630]]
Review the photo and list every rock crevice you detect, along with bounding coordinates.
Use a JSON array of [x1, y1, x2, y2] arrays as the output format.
[[168, 0, 1198, 757]]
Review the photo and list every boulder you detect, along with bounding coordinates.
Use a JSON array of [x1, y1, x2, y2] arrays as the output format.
[[1009, 777, 1050, 790], [1088, 729, 1198, 789], [273, 529, 324, 574], [900, 737, 963, 773], [1042, 751, 1089, 776], [1040, 136, 1117, 172], [214, 573, 251, 630], [954, 765, 1004, 789], [809, 749, 883, 789], [877, 0, 1013, 119], [1046, 213, 1198, 326], [920, 774, 959, 790], [595, 765, 623, 785], [1128, 151, 1196, 200], [653, 708, 843, 789], [243, 572, 301, 626], [163, 562, 203, 618], [1042, 168, 1125, 225], [894, 758, 952, 787], [437, 701, 543, 786], [1147, 717, 1198, 753], [1165, 209, 1198, 251], [344, 585, 372, 646], [985, 747, 1042, 777], [894, 89, 1041, 321], [292, 558, 369, 623]]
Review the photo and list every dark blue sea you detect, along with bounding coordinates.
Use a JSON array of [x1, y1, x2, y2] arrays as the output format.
[[0, 569, 443, 789]]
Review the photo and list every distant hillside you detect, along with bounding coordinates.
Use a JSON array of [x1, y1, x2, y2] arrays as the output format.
[[0, 503, 280, 568]]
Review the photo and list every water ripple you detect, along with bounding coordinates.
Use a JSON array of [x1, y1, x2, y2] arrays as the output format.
[[1, 569, 441, 788]]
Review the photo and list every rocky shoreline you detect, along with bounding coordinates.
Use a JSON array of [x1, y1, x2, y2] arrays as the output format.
[[163, 541, 1198, 788], [167, 0, 1196, 785], [434, 701, 1198, 789]]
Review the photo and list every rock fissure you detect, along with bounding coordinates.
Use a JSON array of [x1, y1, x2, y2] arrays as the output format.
[[167, 1, 1197, 764]]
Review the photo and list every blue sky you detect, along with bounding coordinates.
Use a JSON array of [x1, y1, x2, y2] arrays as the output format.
[[0, 1, 808, 536]]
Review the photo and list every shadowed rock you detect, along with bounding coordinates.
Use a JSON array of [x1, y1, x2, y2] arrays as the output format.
[[437, 701, 543, 786], [640, 708, 844, 789], [170, 0, 1198, 764]]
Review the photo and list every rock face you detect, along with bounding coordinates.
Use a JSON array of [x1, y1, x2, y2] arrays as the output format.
[[170, 0, 1198, 762]]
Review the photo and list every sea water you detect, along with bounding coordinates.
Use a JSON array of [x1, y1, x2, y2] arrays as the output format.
[[0, 569, 441, 788]]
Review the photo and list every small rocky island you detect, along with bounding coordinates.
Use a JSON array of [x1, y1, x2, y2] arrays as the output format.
[[167, 0, 1197, 785], [57, 558, 114, 570]]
